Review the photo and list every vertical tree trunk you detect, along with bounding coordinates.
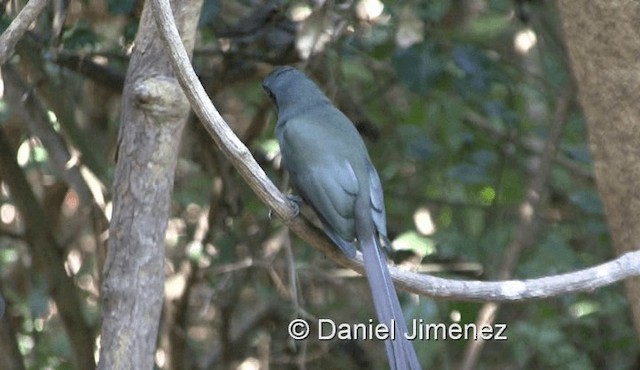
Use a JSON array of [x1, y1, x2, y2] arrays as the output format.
[[97, 0, 202, 368], [557, 1, 640, 337]]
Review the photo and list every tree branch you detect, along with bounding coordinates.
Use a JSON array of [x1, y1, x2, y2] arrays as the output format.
[[0, 129, 95, 370], [0, 0, 51, 65], [148, 0, 640, 302], [2, 64, 98, 206], [52, 51, 126, 92]]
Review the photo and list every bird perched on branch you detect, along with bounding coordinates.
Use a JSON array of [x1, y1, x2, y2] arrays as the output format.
[[263, 66, 421, 370]]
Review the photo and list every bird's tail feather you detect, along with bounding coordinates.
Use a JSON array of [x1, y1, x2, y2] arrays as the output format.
[[360, 233, 422, 370]]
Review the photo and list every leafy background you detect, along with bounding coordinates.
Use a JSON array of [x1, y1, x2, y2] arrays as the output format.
[[0, 0, 636, 369]]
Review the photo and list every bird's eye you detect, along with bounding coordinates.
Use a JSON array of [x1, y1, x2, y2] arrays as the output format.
[[264, 87, 275, 101]]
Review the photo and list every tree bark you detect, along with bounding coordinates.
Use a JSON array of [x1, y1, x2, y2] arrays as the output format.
[[97, 0, 202, 368], [557, 0, 640, 336]]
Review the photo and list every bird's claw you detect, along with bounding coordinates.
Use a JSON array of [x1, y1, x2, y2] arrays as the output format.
[[268, 194, 302, 220], [286, 194, 302, 216]]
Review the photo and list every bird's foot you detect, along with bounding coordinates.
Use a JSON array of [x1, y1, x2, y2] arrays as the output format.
[[286, 194, 302, 216], [269, 194, 302, 220]]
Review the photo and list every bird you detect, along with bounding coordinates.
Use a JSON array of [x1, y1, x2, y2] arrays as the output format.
[[263, 66, 422, 370]]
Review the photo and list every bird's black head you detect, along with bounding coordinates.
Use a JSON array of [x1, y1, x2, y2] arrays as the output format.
[[262, 66, 331, 115], [262, 66, 296, 103]]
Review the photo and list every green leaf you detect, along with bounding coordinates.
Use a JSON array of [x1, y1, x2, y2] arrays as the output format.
[[453, 45, 491, 93], [569, 190, 603, 215], [467, 14, 510, 40], [417, 0, 452, 23], [62, 20, 98, 49], [198, 0, 221, 27], [29, 287, 50, 318], [392, 42, 445, 95], [392, 230, 435, 256], [107, 0, 135, 14], [447, 163, 488, 185]]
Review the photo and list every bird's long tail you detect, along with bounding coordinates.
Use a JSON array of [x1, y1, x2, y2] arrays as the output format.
[[358, 221, 422, 369]]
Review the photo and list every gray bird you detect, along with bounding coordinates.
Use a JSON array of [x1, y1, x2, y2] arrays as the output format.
[[263, 66, 421, 370]]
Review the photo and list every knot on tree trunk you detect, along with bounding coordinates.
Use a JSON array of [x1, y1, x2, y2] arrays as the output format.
[[133, 76, 190, 120]]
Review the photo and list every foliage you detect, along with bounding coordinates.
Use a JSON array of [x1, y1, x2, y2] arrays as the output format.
[[0, 0, 636, 369]]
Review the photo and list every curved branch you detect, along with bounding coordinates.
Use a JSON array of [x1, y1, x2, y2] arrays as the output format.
[[394, 250, 640, 300], [148, 0, 640, 302]]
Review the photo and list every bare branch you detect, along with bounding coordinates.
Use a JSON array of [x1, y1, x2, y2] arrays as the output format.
[[394, 250, 640, 300], [0, 129, 95, 370], [0, 0, 51, 65], [52, 51, 126, 92], [2, 64, 99, 206], [148, 0, 640, 302]]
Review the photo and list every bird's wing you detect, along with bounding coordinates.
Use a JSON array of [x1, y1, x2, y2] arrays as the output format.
[[293, 161, 359, 240], [280, 122, 360, 255]]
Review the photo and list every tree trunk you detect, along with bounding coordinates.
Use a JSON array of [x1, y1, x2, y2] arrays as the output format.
[[557, 0, 640, 337], [97, 0, 202, 368]]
